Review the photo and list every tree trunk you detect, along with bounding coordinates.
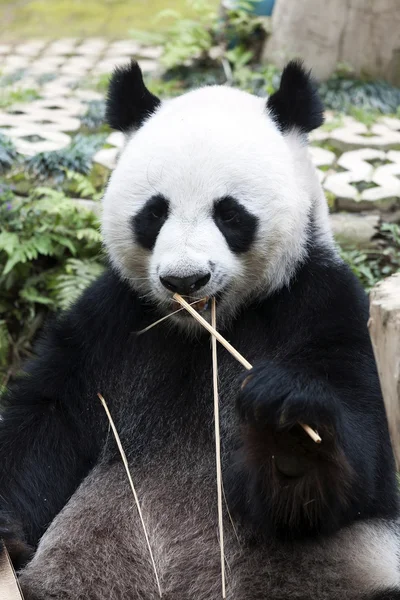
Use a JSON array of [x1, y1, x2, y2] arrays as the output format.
[[263, 0, 400, 83], [368, 273, 400, 469]]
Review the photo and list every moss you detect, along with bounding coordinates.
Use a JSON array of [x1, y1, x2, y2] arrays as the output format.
[[1, 0, 218, 41], [325, 190, 336, 210], [321, 114, 344, 132], [318, 164, 332, 173], [348, 106, 381, 128], [366, 159, 390, 168], [354, 181, 378, 193], [0, 87, 40, 109], [88, 163, 110, 191], [311, 141, 342, 157]]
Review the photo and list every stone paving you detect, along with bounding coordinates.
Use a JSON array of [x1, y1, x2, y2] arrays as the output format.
[[310, 113, 400, 215], [0, 39, 159, 157], [1, 39, 400, 245]]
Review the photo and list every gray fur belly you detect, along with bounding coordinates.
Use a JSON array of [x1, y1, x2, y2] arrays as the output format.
[[19, 460, 400, 600]]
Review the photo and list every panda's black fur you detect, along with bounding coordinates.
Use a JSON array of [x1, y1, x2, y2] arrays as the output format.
[[0, 61, 399, 599], [106, 60, 161, 132], [267, 60, 324, 133]]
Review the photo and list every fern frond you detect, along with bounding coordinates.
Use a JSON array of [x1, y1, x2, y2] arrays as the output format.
[[0, 231, 19, 255], [75, 228, 102, 243], [19, 287, 54, 306], [52, 258, 104, 309]]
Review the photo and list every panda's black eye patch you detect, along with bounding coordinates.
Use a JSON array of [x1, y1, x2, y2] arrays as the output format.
[[131, 194, 169, 250], [213, 196, 258, 254]]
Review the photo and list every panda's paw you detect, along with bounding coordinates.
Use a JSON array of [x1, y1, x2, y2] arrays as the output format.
[[235, 362, 352, 532], [236, 362, 338, 440], [0, 511, 34, 570]]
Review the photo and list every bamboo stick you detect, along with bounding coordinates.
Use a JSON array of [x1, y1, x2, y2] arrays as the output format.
[[173, 294, 321, 444], [211, 299, 226, 598], [97, 394, 163, 597]]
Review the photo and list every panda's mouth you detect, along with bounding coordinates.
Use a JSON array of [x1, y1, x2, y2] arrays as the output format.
[[171, 296, 211, 315], [171, 291, 228, 320]]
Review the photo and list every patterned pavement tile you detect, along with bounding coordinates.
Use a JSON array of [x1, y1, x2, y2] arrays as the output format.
[[0, 39, 399, 216]]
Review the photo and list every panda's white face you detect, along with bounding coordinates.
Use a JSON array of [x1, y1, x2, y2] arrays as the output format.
[[102, 79, 331, 326]]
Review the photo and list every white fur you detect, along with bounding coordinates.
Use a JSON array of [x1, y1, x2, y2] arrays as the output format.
[[102, 85, 336, 324]]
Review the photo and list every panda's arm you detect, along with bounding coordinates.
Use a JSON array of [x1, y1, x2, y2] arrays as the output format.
[[0, 306, 107, 566], [234, 261, 398, 538]]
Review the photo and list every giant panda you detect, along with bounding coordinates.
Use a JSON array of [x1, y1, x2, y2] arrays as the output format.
[[0, 60, 399, 600]]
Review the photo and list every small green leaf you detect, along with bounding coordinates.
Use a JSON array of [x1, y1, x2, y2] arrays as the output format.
[[3, 248, 28, 274], [0, 231, 19, 255], [19, 287, 54, 306]]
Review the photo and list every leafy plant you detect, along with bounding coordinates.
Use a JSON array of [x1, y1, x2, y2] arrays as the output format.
[[27, 134, 106, 183], [340, 223, 400, 291], [155, 2, 218, 69], [0, 187, 104, 383], [80, 99, 107, 131], [148, 77, 184, 98], [0, 134, 20, 173], [132, 0, 267, 76], [52, 258, 105, 310], [319, 75, 400, 114], [65, 169, 103, 200], [221, 0, 268, 61], [230, 61, 279, 95]]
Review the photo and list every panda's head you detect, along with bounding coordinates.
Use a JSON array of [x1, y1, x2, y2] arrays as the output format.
[[102, 61, 333, 327]]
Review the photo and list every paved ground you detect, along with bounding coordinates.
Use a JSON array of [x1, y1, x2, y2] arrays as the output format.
[[0, 39, 160, 160], [1, 38, 400, 245]]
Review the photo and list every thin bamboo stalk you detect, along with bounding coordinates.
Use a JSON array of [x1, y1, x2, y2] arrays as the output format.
[[173, 294, 321, 444]]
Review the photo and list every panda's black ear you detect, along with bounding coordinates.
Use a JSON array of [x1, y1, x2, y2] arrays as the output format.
[[106, 61, 161, 132], [266, 60, 324, 133]]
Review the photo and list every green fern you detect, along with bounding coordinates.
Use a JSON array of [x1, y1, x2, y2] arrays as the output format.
[[0, 134, 20, 173], [65, 169, 103, 200], [27, 134, 106, 183], [75, 228, 103, 243], [0, 186, 104, 381], [0, 231, 19, 255], [52, 258, 105, 309], [19, 287, 54, 305]]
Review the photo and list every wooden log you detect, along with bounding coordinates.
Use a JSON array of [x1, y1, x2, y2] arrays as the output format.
[[369, 273, 400, 469], [0, 541, 24, 599]]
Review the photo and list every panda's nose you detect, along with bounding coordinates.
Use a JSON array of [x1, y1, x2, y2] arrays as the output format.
[[160, 273, 211, 295]]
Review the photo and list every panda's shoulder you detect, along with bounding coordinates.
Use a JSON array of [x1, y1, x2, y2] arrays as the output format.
[[50, 268, 139, 345], [259, 247, 371, 347], [20, 269, 143, 389], [70, 267, 140, 329], [294, 247, 369, 318]]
